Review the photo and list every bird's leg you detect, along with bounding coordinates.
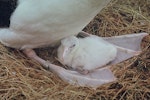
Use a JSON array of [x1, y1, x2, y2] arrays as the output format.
[[23, 49, 69, 73], [23, 49, 50, 69]]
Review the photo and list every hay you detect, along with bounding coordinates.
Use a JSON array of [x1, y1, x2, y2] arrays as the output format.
[[0, 0, 150, 99]]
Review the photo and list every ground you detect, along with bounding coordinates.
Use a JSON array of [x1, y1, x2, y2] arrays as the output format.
[[0, 0, 150, 99]]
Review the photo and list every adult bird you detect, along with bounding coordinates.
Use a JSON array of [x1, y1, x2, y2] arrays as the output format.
[[0, 0, 111, 64]]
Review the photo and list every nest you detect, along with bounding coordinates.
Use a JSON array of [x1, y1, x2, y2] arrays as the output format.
[[0, 0, 150, 99]]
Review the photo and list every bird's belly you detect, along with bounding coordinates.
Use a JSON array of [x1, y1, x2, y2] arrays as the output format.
[[8, 0, 109, 49], [11, 14, 92, 49]]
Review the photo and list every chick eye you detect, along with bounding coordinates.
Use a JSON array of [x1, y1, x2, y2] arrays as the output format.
[[70, 44, 76, 48]]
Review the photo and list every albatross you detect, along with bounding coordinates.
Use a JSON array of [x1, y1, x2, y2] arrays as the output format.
[[0, 0, 148, 88]]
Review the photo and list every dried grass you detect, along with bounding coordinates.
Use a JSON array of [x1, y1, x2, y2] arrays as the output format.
[[0, 0, 150, 99]]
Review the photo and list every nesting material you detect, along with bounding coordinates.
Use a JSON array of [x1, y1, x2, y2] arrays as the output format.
[[0, 0, 150, 99]]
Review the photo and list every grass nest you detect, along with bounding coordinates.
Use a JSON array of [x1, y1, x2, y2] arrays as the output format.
[[0, 0, 150, 99]]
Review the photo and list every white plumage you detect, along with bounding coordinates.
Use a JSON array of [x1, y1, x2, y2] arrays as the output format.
[[0, 0, 111, 49], [58, 35, 117, 74]]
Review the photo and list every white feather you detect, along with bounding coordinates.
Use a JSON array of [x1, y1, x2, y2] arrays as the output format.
[[0, 0, 111, 49], [58, 35, 117, 73]]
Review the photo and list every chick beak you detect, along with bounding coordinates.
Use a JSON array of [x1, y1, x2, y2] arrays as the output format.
[[62, 47, 69, 60]]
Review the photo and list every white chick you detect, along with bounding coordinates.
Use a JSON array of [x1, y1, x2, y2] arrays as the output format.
[[57, 35, 117, 74]]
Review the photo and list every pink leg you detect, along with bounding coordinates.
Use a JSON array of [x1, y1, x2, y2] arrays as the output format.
[[23, 49, 50, 69], [23, 49, 67, 72]]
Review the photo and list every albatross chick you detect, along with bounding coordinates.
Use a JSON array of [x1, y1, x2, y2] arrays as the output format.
[[58, 35, 117, 74]]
